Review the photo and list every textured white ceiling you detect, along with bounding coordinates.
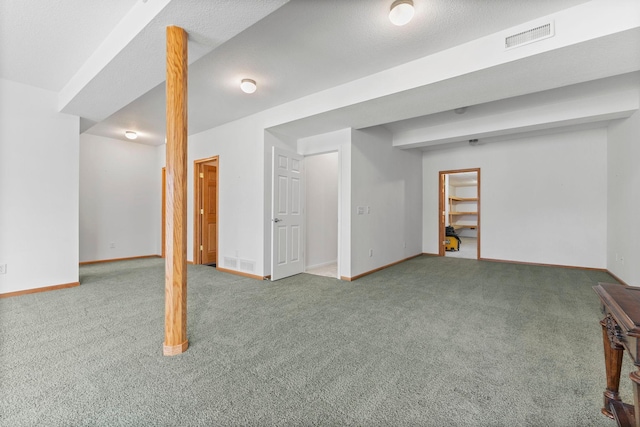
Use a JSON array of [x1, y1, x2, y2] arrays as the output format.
[[87, 0, 594, 144], [0, 0, 137, 91], [59, 0, 289, 124], [269, 27, 640, 140], [4, 0, 635, 148]]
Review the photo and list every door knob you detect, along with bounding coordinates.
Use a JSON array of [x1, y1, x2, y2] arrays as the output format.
[[273, 218, 282, 223]]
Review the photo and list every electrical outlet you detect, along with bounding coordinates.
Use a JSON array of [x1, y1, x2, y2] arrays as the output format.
[[110, 242, 115, 249], [369, 249, 373, 257], [0, 264, 6, 274], [620, 256, 624, 264]]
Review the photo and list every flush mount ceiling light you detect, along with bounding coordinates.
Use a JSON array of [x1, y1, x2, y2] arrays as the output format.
[[240, 78, 257, 94], [125, 131, 137, 140], [389, 0, 414, 26]]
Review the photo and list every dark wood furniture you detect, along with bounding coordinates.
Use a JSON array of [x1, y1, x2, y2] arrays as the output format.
[[593, 283, 640, 427]]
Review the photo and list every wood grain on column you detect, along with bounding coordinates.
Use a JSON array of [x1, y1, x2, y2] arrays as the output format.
[[164, 25, 188, 356]]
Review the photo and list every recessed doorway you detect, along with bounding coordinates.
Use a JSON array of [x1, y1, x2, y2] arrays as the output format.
[[439, 168, 480, 259], [304, 151, 338, 278], [194, 156, 219, 266]]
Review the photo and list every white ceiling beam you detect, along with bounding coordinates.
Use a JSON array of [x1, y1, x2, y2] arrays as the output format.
[[58, 0, 172, 116], [267, 0, 640, 139], [59, 0, 289, 123], [392, 73, 640, 149]]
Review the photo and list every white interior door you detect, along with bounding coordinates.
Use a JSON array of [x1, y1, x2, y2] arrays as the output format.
[[271, 147, 304, 281]]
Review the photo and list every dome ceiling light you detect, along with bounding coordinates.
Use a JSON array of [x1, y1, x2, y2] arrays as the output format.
[[240, 78, 257, 94], [389, 0, 414, 26]]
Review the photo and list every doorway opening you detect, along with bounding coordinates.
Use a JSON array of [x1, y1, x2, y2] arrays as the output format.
[[439, 168, 480, 259], [194, 156, 219, 266], [304, 152, 339, 278]]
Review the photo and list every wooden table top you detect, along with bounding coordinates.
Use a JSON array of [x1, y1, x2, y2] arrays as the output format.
[[594, 282, 640, 338]]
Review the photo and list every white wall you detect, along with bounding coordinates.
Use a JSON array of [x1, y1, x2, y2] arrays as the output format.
[[0, 79, 79, 294], [423, 128, 608, 268], [159, 109, 351, 279], [79, 134, 160, 262], [350, 127, 423, 277], [607, 109, 640, 286], [305, 152, 338, 269], [186, 115, 267, 274]]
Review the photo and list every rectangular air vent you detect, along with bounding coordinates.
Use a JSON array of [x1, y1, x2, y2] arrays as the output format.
[[505, 22, 554, 50], [240, 259, 255, 273], [224, 257, 238, 269]]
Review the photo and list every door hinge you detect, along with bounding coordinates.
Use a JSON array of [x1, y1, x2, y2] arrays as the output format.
[[200, 208, 204, 214], [199, 172, 204, 178], [200, 245, 203, 251]]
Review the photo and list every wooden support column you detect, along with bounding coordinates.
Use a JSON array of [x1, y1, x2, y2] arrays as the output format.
[[164, 25, 188, 356]]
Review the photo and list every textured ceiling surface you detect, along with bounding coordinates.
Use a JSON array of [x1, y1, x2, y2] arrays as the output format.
[[269, 27, 640, 141], [0, 0, 137, 91], [4, 0, 636, 147], [60, 0, 290, 123], [88, 0, 594, 144]]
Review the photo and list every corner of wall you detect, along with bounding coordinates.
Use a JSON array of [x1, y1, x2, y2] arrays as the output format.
[[606, 108, 640, 286]]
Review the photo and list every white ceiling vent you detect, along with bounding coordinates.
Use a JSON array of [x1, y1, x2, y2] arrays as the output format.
[[505, 22, 554, 50]]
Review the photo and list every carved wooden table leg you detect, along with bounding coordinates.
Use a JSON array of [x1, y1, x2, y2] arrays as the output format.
[[631, 370, 640, 427], [601, 317, 624, 418]]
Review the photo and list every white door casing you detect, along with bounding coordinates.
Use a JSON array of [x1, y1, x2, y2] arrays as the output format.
[[271, 147, 304, 281]]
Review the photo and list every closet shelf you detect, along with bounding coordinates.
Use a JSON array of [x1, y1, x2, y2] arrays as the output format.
[[449, 196, 478, 201], [448, 195, 478, 232], [452, 225, 477, 230]]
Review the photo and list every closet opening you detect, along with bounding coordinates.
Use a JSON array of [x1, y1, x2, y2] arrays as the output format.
[[439, 169, 480, 260]]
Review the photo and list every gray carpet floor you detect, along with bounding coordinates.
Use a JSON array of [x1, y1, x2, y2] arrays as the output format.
[[0, 256, 634, 426]]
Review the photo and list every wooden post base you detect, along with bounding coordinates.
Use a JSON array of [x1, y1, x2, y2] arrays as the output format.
[[163, 340, 189, 356]]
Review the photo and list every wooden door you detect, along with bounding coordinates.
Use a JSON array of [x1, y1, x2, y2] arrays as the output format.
[[201, 164, 217, 265], [271, 147, 304, 281], [162, 167, 166, 258], [194, 156, 218, 265], [439, 171, 446, 256]]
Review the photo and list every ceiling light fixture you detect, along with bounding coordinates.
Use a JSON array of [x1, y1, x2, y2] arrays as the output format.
[[240, 78, 257, 94], [469, 139, 479, 146], [389, 0, 414, 26], [125, 131, 138, 140], [454, 107, 468, 114]]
